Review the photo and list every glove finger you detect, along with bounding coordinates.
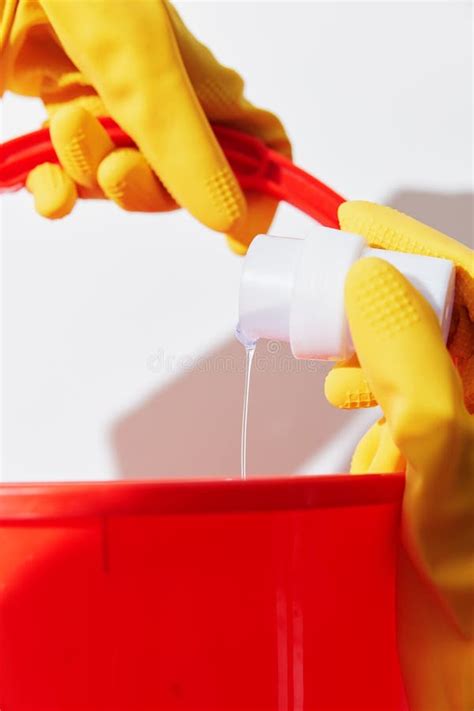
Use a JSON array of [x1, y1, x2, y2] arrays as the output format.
[[42, 93, 107, 122], [346, 257, 474, 635], [338, 201, 474, 322], [340, 201, 474, 410], [366, 420, 405, 474], [26, 163, 77, 219], [41, 0, 246, 232], [324, 354, 378, 409], [226, 192, 278, 255], [345, 257, 467, 474], [351, 419, 405, 475], [165, 0, 291, 158], [50, 105, 114, 189], [97, 148, 178, 213], [350, 420, 383, 474]]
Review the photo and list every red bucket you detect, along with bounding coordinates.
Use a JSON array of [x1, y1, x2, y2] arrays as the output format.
[[0, 475, 408, 710]]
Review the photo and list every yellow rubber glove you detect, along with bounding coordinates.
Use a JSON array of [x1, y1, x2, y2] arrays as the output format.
[[346, 258, 473, 710], [0, 0, 291, 253], [325, 201, 474, 472]]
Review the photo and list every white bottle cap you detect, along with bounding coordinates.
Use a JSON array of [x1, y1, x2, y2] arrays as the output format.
[[289, 230, 366, 359], [238, 225, 455, 361], [238, 234, 305, 344]]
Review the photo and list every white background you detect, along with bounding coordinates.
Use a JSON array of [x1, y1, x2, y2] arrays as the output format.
[[1, 1, 472, 482]]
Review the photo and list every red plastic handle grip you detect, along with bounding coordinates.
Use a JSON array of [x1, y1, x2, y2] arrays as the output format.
[[0, 117, 344, 228]]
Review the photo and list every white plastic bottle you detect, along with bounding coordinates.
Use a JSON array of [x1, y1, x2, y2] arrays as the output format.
[[237, 225, 455, 361]]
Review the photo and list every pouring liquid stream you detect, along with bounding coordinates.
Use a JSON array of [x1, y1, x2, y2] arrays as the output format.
[[240, 344, 256, 479], [236, 326, 257, 480]]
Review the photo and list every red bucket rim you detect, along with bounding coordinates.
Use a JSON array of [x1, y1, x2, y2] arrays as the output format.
[[0, 474, 404, 522]]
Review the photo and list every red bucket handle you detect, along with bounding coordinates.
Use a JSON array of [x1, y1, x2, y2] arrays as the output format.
[[0, 117, 344, 228]]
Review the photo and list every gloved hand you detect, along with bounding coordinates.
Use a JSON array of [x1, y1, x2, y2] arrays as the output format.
[[325, 201, 474, 473], [0, 0, 291, 253], [345, 258, 473, 709]]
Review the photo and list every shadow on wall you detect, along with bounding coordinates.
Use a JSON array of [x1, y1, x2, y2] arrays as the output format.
[[110, 189, 473, 479], [111, 338, 352, 479], [389, 190, 473, 249]]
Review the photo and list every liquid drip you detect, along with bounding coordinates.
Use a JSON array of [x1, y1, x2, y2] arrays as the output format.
[[235, 325, 257, 480], [240, 343, 256, 480]]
